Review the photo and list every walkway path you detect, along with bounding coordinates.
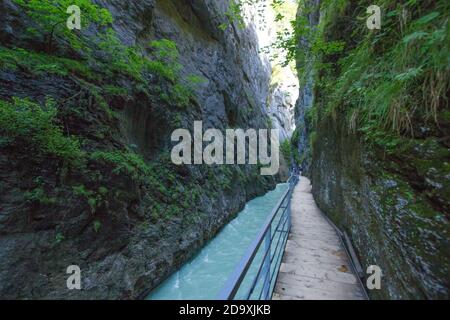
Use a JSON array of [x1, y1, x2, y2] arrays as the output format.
[[273, 177, 366, 300]]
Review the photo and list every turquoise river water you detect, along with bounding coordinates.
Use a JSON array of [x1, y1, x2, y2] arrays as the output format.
[[147, 183, 289, 300]]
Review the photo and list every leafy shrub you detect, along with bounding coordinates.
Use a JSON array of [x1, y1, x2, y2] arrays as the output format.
[[72, 185, 96, 209], [90, 150, 150, 180], [93, 220, 102, 233], [280, 139, 292, 165], [24, 177, 58, 205], [0, 97, 82, 161], [8, 0, 200, 110], [149, 39, 179, 64], [170, 83, 192, 108], [55, 232, 65, 243], [305, 0, 449, 138], [0, 46, 96, 80], [97, 29, 146, 81], [96, 35, 201, 107], [146, 39, 181, 81]]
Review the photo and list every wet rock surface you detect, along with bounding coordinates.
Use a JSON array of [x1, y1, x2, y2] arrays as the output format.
[[0, 0, 283, 299], [310, 115, 450, 299], [293, 0, 320, 174], [293, 0, 449, 299]]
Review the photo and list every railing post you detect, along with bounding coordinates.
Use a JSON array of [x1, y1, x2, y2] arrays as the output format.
[[287, 191, 292, 230], [287, 175, 297, 229], [261, 225, 271, 300], [217, 175, 298, 301]]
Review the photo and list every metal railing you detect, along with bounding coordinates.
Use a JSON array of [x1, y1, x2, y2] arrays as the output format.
[[217, 175, 299, 300]]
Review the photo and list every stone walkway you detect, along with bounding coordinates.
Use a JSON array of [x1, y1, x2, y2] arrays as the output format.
[[273, 177, 366, 300]]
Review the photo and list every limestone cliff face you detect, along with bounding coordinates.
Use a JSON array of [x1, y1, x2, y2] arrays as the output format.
[[251, 0, 298, 142], [99, 0, 273, 131], [295, 0, 450, 299], [0, 0, 285, 299], [311, 116, 450, 299], [294, 0, 320, 174], [268, 74, 297, 142]]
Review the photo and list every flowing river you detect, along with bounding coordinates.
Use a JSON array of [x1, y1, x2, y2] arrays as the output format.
[[147, 183, 289, 300]]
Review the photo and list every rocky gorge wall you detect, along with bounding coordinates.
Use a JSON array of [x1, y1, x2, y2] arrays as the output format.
[[295, 0, 450, 299], [293, 0, 320, 174], [311, 115, 449, 299], [0, 0, 293, 299]]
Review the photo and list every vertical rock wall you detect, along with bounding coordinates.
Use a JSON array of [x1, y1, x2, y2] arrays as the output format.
[[294, 0, 450, 299], [294, 0, 320, 174], [0, 0, 294, 299]]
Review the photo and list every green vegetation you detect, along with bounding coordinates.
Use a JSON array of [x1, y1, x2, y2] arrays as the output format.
[[93, 220, 102, 233], [0, 88, 204, 223], [0, 46, 97, 80], [147, 39, 181, 81], [220, 0, 246, 30], [0, 2, 212, 230], [96, 33, 186, 84], [292, 0, 449, 146], [96, 29, 147, 82], [321, 0, 449, 138], [90, 150, 150, 181], [280, 129, 303, 168], [72, 184, 107, 212], [261, 0, 449, 160], [290, 128, 301, 165], [10, 0, 204, 109], [0, 97, 82, 162], [280, 139, 292, 165], [13, 0, 112, 52], [55, 232, 65, 243], [96, 33, 204, 107], [24, 177, 58, 205]]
